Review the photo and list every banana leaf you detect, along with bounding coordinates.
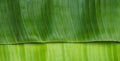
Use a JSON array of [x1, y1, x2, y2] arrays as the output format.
[[0, 43, 120, 61], [0, 0, 120, 61], [0, 0, 120, 44]]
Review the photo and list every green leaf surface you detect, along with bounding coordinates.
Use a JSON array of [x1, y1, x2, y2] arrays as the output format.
[[0, 0, 120, 44], [0, 43, 120, 61]]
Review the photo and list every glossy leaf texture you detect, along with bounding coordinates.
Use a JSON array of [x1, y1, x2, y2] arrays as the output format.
[[0, 0, 120, 44]]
